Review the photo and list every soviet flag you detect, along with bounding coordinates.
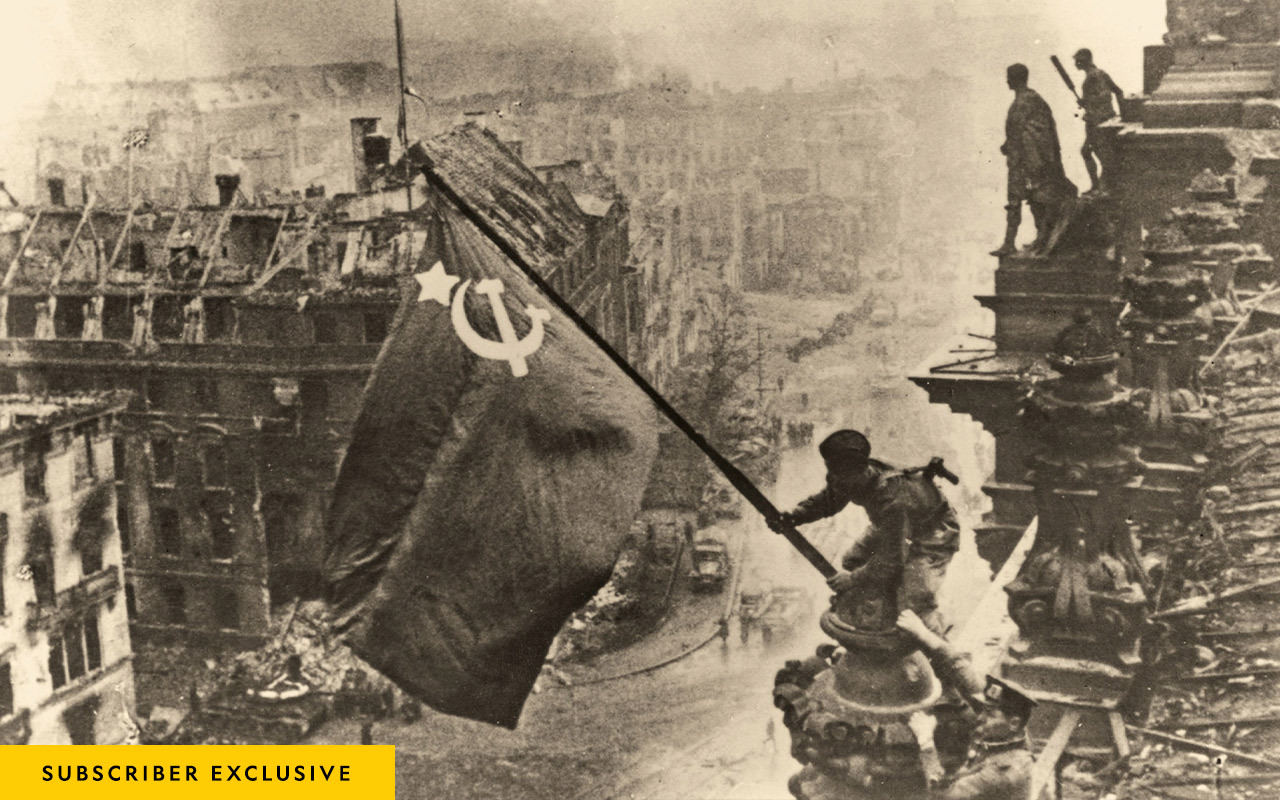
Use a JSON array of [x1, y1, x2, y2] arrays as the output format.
[[324, 198, 659, 729]]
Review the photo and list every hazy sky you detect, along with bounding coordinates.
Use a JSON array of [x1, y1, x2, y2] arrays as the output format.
[[3, 0, 1165, 112]]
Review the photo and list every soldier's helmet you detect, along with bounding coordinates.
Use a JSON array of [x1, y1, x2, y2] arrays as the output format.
[[982, 676, 1038, 723], [818, 430, 871, 465]]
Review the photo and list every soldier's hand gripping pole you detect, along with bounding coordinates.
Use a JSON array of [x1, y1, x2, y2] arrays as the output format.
[[1051, 55, 1082, 103], [413, 149, 838, 582]]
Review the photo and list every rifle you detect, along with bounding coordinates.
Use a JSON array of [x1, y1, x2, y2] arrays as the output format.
[[1050, 55, 1081, 103], [904, 457, 959, 486]]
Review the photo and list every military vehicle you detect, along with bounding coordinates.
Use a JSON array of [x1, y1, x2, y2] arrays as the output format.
[[689, 538, 730, 592]]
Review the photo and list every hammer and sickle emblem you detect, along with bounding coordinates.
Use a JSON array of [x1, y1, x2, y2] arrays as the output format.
[[451, 278, 550, 377]]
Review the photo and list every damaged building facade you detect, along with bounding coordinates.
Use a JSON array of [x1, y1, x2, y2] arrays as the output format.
[[0, 122, 652, 647], [18, 70, 937, 297], [0, 393, 135, 745]]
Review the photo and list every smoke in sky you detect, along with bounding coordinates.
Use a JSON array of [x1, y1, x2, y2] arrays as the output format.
[[5, 1, 1163, 104]]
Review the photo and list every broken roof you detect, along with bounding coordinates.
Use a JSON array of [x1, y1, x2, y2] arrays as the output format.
[[0, 391, 131, 442], [407, 124, 588, 273]]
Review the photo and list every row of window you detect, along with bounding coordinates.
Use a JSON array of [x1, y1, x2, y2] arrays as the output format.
[[153, 495, 235, 561], [149, 438, 227, 488], [48, 613, 102, 690], [152, 582, 239, 630], [2, 296, 390, 346]]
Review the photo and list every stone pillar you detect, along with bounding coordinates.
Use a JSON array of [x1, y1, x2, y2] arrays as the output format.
[[776, 580, 948, 798], [1120, 226, 1220, 474], [999, 313, 1149, 749]]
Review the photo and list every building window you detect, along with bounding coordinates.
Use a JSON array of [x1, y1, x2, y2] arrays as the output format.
[[128, 241, 147, 273], [48, 637, 66, 689], [48, 614, 102, 691], [150, 438, 175, 485], [362, 312, 388, 344], [161, 582, 186, 625], [125, 583, 137, 619], [0, 662, 12, 719], [214, 589, 238, 630], [155, 507, 181, 557], [206, 493, 234, 560], [73, 423, 97, 488], [116, 498, 131, 554], [112, 438, 127, 481], [262, 492, 302, 563], [147, 379, 182, 412], [28, 515, 55, 607], [201, 440, 228, 488], [23, 433, 50, 503], [84, 614, 101, 671], [194, 379, 218, 414], [64, 621, 86, 682], [312, 313, 338, 344], [76, 500, 106, 577], [205, 298, 235, 342]]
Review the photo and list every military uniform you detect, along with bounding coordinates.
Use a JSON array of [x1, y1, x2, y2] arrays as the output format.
[[921, 676, 1036, 799], [789, 458, 960, 632], [1003, 87, 1072, 209], [934, 739, 1034, 800], [1081, 66, 1121, 127]]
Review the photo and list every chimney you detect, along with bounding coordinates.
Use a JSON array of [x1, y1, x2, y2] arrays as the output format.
[[215, 174, 240, 207], [47, 178, 66, 207], [350, 117, 381, 193]]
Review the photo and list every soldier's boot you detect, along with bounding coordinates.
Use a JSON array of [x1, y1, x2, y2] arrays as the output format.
[[990, 204, 1021, 256]]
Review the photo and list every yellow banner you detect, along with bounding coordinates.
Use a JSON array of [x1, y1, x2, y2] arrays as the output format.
[[0, 746, 394, 799]]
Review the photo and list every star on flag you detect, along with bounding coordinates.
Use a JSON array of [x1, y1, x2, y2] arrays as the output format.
[[415, 261, 459, 306]]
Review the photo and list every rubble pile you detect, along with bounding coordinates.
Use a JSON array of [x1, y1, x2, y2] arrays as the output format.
[[206, 601, 394, 697]]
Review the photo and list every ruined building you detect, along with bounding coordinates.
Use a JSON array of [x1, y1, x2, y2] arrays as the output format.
[[0, 392, 136, 745], [0, 122, 642, 647]]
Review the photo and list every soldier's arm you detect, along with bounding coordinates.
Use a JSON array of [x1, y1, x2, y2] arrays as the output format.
[[788, 479, 849, 525], [1106, 70, 1124, 101]]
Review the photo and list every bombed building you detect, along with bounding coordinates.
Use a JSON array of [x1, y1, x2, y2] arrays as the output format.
[[0, 121, 658, 647], [0, 392, 135, 745]]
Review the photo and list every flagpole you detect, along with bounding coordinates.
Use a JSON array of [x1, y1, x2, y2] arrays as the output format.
[[394, 0, 413, 212], [415, 158, 837, 580]]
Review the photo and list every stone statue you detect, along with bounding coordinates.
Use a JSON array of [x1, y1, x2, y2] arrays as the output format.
[[33, 297, 56, 340], [992, 64, 1078, 258], [81, 295, 104, 341], [130, 300, 154, 350], [181, 296, 205, 343], [1073, 49, 1124, 196]]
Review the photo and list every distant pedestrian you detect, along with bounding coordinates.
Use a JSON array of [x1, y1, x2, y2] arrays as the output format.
[[360, 721, 374, 745], [764, 718, 778, 752]]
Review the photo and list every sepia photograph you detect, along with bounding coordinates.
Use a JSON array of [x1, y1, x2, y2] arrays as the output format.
[[3, 1, 1280, 798]]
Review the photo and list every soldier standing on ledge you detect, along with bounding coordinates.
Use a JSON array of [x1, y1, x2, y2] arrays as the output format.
[[993, 63, 1077, 257], [768, 430, 960, 636], [1074, 48, 1124, 195]]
